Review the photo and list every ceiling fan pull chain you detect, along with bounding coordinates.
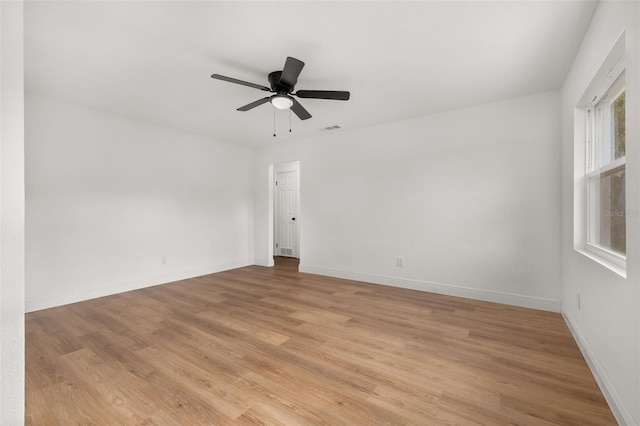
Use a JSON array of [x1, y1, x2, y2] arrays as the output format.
[[273, 107, 276, 138], [289, 109, 292, 133]]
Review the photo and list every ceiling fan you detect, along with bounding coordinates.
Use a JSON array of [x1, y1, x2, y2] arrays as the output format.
[[211, 56, 350, 121]]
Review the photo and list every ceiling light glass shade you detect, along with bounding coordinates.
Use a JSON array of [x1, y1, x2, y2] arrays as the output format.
[[271, 95, 293, 110]]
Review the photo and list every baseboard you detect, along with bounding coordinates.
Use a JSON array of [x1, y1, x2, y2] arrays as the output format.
[[25, 259, 253, 313], [562, 311, 635, 426], [299, 265, 560, 312]]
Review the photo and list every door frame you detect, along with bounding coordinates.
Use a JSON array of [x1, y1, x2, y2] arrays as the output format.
[[269, 161, 300, 265]]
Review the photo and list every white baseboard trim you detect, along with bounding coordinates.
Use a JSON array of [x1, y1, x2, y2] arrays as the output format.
[[562, 311, 634, 426], [299, 265, 560, 312], [25, 259, 253, 313]]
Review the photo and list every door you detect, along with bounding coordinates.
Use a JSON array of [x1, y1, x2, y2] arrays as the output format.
[[275, 170, 298, 258]]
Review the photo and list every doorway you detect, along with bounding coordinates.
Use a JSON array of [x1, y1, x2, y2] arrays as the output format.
[[273, 161, 300, 262]]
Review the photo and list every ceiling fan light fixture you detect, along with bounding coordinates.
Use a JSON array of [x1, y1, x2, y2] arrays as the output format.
[[271, 95, 293, 110]]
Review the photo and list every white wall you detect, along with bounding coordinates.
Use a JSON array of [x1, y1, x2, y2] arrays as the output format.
[[25, 95, 254, 312], [0, 0, 25, 423], [560, 1, 639, 424], [254, 91, 562, 312]]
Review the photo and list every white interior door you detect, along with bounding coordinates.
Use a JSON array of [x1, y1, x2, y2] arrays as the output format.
[[275, 170, 299, 258]]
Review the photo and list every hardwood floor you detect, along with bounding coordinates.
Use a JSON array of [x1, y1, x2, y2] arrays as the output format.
[[273, 256, 300, 271], [26, 263, 616, 425]]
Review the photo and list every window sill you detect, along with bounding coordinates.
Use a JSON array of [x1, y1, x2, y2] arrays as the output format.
[[575, 248, 627, 278]]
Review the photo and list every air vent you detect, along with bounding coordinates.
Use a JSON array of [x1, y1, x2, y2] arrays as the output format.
[[281, 248, 293, 256], [320, 125, 341, 131]]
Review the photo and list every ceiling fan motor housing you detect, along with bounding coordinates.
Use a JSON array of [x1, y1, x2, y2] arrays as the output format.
[[268, 71, 292, 94]]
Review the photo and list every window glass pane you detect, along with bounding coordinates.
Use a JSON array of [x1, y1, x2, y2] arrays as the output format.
[[588, 166, 626, 254], [613, 91, 625, 159], [593, 75, 625, 170]]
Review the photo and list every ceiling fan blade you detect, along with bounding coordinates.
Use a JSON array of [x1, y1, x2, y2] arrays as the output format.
[[237, 97, 271, 111], [290, 98, 312, 120], [211, 74, 271, 92], [295, 90, 350, 101], [279, 57, 305, 88]]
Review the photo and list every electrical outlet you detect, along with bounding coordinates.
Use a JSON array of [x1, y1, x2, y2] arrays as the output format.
[[396, 257, 404, 267], [161, 256, 167, 265]]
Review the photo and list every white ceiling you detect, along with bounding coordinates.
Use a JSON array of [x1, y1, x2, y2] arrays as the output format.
[[25, 1, 598, 148]]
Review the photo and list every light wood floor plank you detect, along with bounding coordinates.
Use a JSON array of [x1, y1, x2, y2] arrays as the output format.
[[26, 259, 616, 425]]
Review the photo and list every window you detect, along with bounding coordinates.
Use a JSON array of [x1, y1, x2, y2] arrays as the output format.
[[584, 65, 626, 268]]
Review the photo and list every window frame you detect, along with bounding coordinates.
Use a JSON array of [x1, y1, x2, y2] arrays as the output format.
[[585, 72, 626, 266], [575, 32, 627, 276]]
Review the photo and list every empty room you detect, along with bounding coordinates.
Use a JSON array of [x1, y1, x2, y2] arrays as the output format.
[[1, 0, 639, 424]]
